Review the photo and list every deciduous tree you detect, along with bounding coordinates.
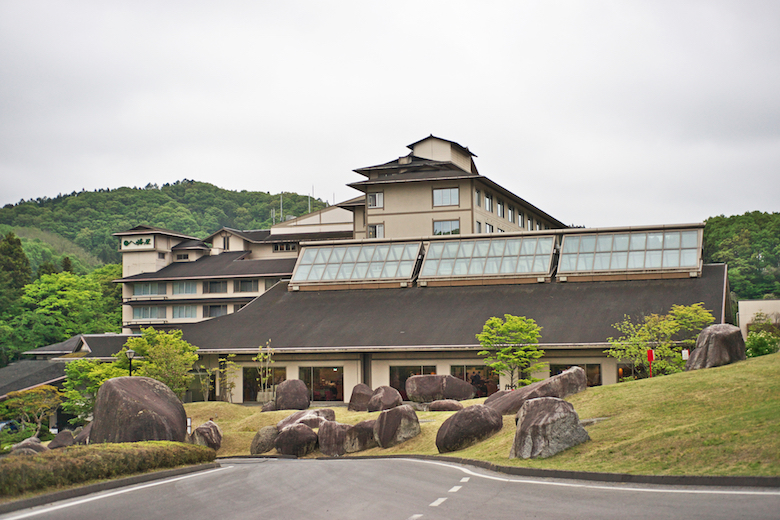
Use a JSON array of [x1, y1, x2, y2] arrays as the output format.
[[476, 314, 545, 389]]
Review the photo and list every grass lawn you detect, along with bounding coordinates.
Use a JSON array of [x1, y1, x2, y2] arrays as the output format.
[[185, 352, 780, 477]]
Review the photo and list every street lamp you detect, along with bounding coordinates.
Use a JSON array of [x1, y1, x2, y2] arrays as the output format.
[[127, 349, 135, 376]]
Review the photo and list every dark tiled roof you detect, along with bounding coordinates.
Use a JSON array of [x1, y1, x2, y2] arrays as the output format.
[[337, 195, 366, 208], [113, 225, 198, 240], [172, 239, 210, 251], [80, 335, 137, 358], [116, 253, 297, 282], [178, 264, 728, 352], [0, 360, 67, 396], [406, 135, 476, 157], [354, 157, 469, 176], [269, 231, 354, 243], [348, 169, 476, 190], [203, 227, 272, 244], [24, 335, 82, 355]]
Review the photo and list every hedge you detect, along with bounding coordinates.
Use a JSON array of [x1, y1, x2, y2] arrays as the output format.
[[0, 441, 216, 496]]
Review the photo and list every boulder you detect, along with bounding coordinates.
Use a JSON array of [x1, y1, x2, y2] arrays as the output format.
[[373, 404, 421, 448], [318, 421, 352, 457], [277, 409, 336, 430], [436, 404, 503, 453], [344, 420, 378, 453], [486, 367, 587, 415], [188, 420, 223, 451], [89, 376, 187, 443], [74, 422, 92, 445], [261, 401, 277, 412], [428, 399, 464, 412], [510, 397, 590, 459], [275, 379, 310, 410], [11, 436, 48, 454], [348, 383, 373, 412], [405, 375, 475, 403], [48, 430, 75, 449], [483, 389, 510, 406], [686, 324, 747, 371], [275, 423, 318, 457], [367, 386, 403, 412], [9, 447, 40, 456], [250, 425, 279, 455]]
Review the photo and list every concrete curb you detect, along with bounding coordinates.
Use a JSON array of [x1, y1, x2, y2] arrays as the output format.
[[0, 462, 221, 515]]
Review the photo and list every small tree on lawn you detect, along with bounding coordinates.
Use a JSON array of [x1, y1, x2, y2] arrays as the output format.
[[5, 385, 63, 436], [252, 340, 275, 398], [476, 314, 545, 389]]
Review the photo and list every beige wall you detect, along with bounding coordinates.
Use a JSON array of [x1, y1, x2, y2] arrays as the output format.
[[738, 300, 780, 339]]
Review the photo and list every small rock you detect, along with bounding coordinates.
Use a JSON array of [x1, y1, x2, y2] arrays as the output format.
[[486, 367, 587, 416], [277, 409, 336, 430], [318, 421, 352, 457], [344, 420, 378, 453], [436, 404, 503, 453], [686, 324, 746, 371], [188, 420, 223, 451], [428, 399, 464, 412], [275, 379, 310, 410], [48, 430, 75, 449], [405, 375, 475, 403]]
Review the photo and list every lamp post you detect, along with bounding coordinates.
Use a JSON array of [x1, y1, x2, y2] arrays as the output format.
[[127, 349, 135, 376]]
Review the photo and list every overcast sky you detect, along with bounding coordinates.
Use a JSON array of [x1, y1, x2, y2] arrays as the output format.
[[1, 1, 778, 227]]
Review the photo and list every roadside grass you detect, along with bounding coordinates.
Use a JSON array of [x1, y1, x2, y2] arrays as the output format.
[[184, 352, 780, 477]]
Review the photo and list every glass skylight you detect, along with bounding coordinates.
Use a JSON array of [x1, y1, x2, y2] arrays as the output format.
[[419, 236, 556, 278], [292, 242, 422, 283], [558, 230, 700, 274]]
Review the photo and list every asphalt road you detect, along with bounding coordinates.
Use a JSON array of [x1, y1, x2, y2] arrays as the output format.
[[4, 458, 780, 520]]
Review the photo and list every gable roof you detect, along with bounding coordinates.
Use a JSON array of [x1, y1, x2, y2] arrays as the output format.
[[178, 264, 728, 353], [0, 360, 67, 397], [113, 225, 199, 241], [24, 334, 139, 360]]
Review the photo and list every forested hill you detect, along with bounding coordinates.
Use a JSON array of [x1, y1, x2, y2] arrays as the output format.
[[0, 180, 328, 264]]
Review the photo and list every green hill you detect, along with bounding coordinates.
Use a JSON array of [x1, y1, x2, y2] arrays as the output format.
[[186, 352, 780, 476], [0, 180, 328, 264]]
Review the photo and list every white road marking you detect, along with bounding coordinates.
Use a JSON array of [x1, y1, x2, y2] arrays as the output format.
[[396, 459, 780, 496], [429, 498, 447, 507], [3, 466, 233, 520], [406, 515, 424, 520], [460, 477, 470, 483], [448, 486, 462, 493]]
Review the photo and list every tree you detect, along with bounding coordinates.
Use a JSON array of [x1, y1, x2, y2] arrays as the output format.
[[252, 340, 275, 398], [4, 385, 63, 436], [606, 303, 715, 379], [476, 314, 545, 389], [118, 328, 199, 399], [0, 231, 32, 318], [61, 358, 126, 425]]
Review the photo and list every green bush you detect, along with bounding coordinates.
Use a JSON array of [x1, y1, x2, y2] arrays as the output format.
[[0, 441, 215, 496], [0, 423, 53, 453], [746, 330, 780, 358]]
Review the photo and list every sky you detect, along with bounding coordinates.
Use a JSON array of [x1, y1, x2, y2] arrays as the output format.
[[1, 1, 778, 228]]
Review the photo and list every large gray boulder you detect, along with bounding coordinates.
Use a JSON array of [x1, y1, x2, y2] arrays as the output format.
[[405, 374, 475, 403], [90, 376, 187, 443], [275, 423, 318, 457], [275, 379, 310, 410], [11, 436, 48, 454], [373, 404, 421, 448], [188, 420, 223, 451], [318, 421, 352, 457], [250, 425, 279, 455], [277, 409, 336, 430], [344, 420, 378, 453], [348, 383, 373, 412], [367, 386, 403, 412], [486, 367, 587, 416], [48, 430, 75, 449], [428, 399, 464, 412], [510, 397, 590, 459], [686, 324, 746, 371], [436, 404, 503, 453]]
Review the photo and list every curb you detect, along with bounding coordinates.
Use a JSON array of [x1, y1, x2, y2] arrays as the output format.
[[0, 462, 221, 516]]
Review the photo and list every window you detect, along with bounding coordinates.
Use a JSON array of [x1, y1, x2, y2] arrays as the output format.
[[273, 243, 296, 252], [265, 277, 282, 290], [172, 305, 196, 319], [498, 228, 505, 233], [367, 192, 384, 208], [433, 188, 459, 207], [299, 367, 344, 401], [293, 242, 421, 283], [519, 211, 525, 227], [485, 223, 494, 233], [475, 189, 481, 207], [158, 252, 165, 260], [389, 365, 436, 400], [451, 365, 500, 397], [536, 221, 542, 230], [133, 306, 166, 319], [550, 364, 602, 387], [175, 253, 189, 261], [233, 303, 246, 312], [497, 200, 505, 218], [243, 366, 286, 402], [367, 224, 384, 239], [172, 281, 196, 295], [203, 281, 227, 294], [203, 305, 227, 318], [133, 283, 166, 296], [508, 206, 515, 224], [484, 193, 493, 212], [222, 236, 230, 250], [527, 217, 533, 231], [433, 220, 460, 235], [475, 221, 482, 233], [234, 279, 259, 292]]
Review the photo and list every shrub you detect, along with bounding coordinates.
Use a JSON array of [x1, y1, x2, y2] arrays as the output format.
[[745, 330, 780, 358], [0, 441, 215, 496], [0, 422, 53, 453]]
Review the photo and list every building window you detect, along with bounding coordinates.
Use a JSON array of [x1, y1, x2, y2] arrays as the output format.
[[551, 364, 602, 387], [519, 211, 525, 227], [172, 281, 197, 295], [527, 217, 533, 231], [389, 365, 436, 400], [204, 305, 227, 318], [475, 189, 481, 207], [299, 366, 344, 401], [243, 366, 286, 402], [172, 305, 196, 319], [475, 221, 482, 233], [368, 224, 384, 238], [485, 223, 494, 233], [485, 193, 493, 212], [175, 253, 189, 261], [233, 303, 246, 312], [273, 243, 297, 252], [433, 188, 459, 207], [536, 221, 542, 230], [133, 283, 166, 296], [234, 279, 259, 292], [133, 306, 166, 319], [367, 192, 384, 208], [498, 228, 505, 233], [265, 277, 282, 290], [433, 220, 460, 235], [451, 365, 499, 397], [222, 236, 230, 250], [497, 200, 505, 218], [158, 252, 165, 260], [203, 280, 227, 294], [508, 206, 515, 223]]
